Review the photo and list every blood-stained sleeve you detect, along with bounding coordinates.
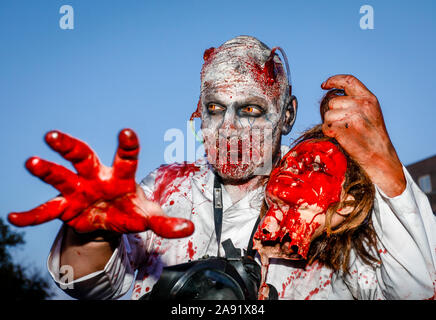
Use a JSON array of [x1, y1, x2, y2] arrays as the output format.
[[344, 166, 436, 300], [45, 168, 161, 299]]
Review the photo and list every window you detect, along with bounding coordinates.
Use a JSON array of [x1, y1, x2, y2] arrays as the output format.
[[418, 174, 432, 193]]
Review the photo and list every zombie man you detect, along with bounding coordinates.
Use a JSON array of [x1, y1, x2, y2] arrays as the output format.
[[8, 36, 436, 299]]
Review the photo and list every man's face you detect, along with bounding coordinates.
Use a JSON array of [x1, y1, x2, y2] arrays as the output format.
[[200, 46, 288, 182], [254, 139, 348, 260]]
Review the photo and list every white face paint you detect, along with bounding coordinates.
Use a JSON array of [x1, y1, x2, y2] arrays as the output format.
[[199, 36, 290, 182]]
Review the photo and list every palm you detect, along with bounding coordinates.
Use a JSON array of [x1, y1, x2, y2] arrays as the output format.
[[8, 129, 194, 238]]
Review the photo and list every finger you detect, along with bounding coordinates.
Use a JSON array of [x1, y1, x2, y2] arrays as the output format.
[[327, 95, 358, 111], [113, 129, 140, 180], [8, 197, 68, 227], [25, 157, 79, 195], [45, 130, 101, 179], [322, 113, 358, 138], [148, 215, 195, 239], [323, 108, 354, 125], [320, 89, 345, 121], [321, 75, 373, 97], [322, 118, 339, 139]]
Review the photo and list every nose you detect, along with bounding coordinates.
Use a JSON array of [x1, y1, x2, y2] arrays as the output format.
[[220, 106, 237, 131], [219, 105, 239, 137]]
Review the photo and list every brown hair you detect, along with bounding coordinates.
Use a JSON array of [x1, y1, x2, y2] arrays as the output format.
[[292, 89, 379, 273]]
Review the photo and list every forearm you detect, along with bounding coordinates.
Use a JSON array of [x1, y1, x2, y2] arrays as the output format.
[[361, 141, 406, 197], [60, 225, 121, 280]]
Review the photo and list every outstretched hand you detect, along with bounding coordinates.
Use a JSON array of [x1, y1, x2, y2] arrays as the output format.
[[8, 129, 194, 238], [321, 74, 406, 197]]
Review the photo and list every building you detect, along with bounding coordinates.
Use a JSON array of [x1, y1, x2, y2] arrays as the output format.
[[406, 154, 436, 214]]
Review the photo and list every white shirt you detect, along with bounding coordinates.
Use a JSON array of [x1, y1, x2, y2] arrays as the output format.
[[47, 157, 436, 300]]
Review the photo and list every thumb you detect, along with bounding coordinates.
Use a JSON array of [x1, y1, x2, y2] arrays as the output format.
[[148, 215, 195, 239], [135, 186, 195, 238]]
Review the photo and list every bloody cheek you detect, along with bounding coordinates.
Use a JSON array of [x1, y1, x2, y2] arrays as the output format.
[[255, 140, 347, 259]]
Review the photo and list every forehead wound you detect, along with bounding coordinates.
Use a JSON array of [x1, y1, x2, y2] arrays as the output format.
[[200, 37, 288, 100]]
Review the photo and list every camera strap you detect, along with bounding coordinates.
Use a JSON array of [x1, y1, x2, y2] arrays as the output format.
[[213, 175, 224, 257], [213, 175, 261, 259], [140, 176, 269, 301]]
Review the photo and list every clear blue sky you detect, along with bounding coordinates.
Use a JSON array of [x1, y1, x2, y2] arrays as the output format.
[[1, 0, 435, 299]]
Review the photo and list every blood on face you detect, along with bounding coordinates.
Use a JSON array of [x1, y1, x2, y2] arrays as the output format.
[[198, 36, 290, 181], [254, 139, 348, 260]]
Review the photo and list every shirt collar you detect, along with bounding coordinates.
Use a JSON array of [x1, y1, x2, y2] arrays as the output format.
[[190, 158, 266, 211]]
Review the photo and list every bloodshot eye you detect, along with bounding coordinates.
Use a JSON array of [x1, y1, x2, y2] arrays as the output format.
[[239, 105, 264, 117], [207, 103, 225, 114]]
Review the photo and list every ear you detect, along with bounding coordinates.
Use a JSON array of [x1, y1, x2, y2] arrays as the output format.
[[281, 93, 298, 136], [330, 194, 355, 230]]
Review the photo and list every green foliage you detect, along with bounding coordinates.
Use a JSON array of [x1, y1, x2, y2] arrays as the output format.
[[0, 217, 53, 300]]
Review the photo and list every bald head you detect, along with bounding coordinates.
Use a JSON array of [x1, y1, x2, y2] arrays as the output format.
[[200, 35, 290, 107]]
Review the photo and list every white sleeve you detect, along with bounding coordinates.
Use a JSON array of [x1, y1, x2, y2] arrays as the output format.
[[345, 166, 436, 300]]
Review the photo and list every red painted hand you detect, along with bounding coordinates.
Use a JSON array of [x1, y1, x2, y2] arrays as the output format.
[[8, 129, 194, 238], [321, 75, 406, 197]]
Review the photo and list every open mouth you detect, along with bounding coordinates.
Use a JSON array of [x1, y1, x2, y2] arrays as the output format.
[[205, 134, 266, 176], [208, 136, 253, 165], [224, 139, 247, 163], [253, 204, 321, 262], [259, 234, 304, 260]]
